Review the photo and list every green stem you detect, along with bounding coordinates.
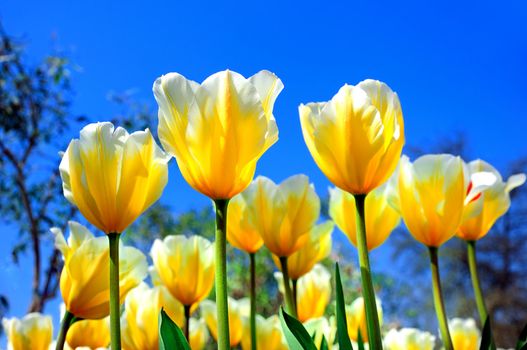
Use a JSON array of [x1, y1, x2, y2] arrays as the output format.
[[467, 241, 496, 350], [279, 256, 297, 317], [108, 232, 121, 350], [353, 194, 382, 349], [249, 252, 257, 350], [55, 310, 74, 350], [184, 304, 191, 341], [214, 199, 230, 350], [428, 247, 453, 350], [292, 279, 298, 312]]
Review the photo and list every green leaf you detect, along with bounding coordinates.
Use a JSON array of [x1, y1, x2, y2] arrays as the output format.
[[159, 308, 190, 350], [279, 308, 317, 350], [357, 330, 365, 350], [517, 322, 527, 350], [479, 317, 491, 350], [320, 335, 329, 350], [335, 263, 354, 350]]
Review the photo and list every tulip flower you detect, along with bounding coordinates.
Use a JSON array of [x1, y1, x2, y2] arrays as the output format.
[[240, 175, 320, 317], [346, 297, 383, 344], [457, 160, 525, 347], [303, 317, 336, 350], [396, 154, 466, 350], [2, 313, 52, 350], [449, 318, 480, 350], [201, 298, 247, 347], [329, 181, 400, 251], [189, 318, 210, 350], [53, 221, 147, 350], [299, 79, 404, 348], [154, 69, 282, 350], [59, 122, 169, 350], [150, 235, 214, 339], [241, 315, 288, 350], [383, 328, 436, 350], [66, 318, 110, 350], [120, 283, 185, 350], [275, 264, 331, 323], [227, 190, 265, 350]]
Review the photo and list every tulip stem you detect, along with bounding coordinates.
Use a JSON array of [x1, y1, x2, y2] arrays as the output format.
[[184, 304, 191, 341], [292, 279, 298, 312], [428, 247, 453, 350], [108, 232, 121, 350], [279, 256, 297, 317], [214, 199, 230, 350], [353, 194, 383, 349], [55, 310, 74, 350], [249, 252, 257, 350], [467, 240, 496, 350]]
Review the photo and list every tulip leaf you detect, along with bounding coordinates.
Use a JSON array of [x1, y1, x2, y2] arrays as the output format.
[[159, 308, 191, 350], [479, 317, 492, 350], [320, 335, 329, 350], [335, 263, 354, 350], [279, 308, 317, 350], [517, 322, 527, 350], [357, 331, 365, 350]]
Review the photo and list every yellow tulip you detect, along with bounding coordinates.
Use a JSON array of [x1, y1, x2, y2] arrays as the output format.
[[346, 297, 383, 343], [329, 180, 400, 251], [303, 317, 336, 350], [65, 318, 110, 350], [273, 221, 333, 280], [153, 70, 282, 200], [449, 318, 480, 350], [53, 221, 147, 319], [150, 235, 215, 308], [59, 122, 169, 234], [2, 313, 52, 350], [299, 80, 404, 195], [397, 154, 466, 247], [241, 315, 288, 350], [240, 175, 321, 258], [226, 191, 263, 254], [189, 318, 210, 350], [458, 159, 525, 241], [120, 283, 185, 350], [383, 328, 436, 350], [275, 264, 331, 322], [200, 298, 246, 347]]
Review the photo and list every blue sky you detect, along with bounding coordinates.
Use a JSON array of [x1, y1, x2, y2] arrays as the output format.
[[1, 0, 527, 338]]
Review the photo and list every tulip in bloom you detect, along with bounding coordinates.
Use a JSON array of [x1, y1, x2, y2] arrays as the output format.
[[150, 235, 215, 309], [2, 313, 52, 350], [383, 327, 436, 350], [189, 318, 210, 350], [299, 79, 404, 195], [241, 315, 288, 350], [397, 155, 466, 247], [346, 297, 383, 343], [226, 191, 264, 254], [458, 159, 526, 241], [59, 122, 169, 234], [329, 180, 400, 251], [153, 70, 282, 199], [200, 298, 247, 347], [239, 175, 321, 258], [53, 221, 147, 319], [65, 318, 110, 350], [121, 283, 185, 350], [449, 318, 480, 350], [273, 221, 333, 280]]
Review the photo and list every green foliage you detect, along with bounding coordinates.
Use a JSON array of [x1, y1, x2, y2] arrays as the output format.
[[159, 308, 191, 350], [517, 323, 527, 350], [279, 308, 317, 350], [480, 317, 493, 350], [335, 263, 353, 350]]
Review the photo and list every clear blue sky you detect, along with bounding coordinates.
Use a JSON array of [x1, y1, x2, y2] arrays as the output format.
[[1, 0, 526, 338]]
